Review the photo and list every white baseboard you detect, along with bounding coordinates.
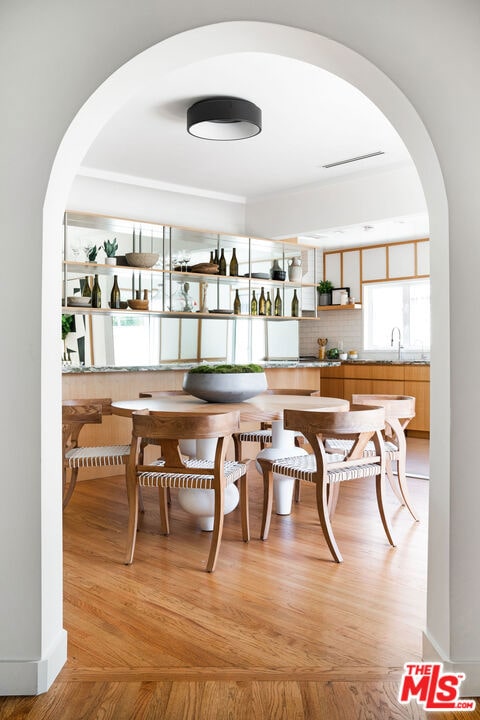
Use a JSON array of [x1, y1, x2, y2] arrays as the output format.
[[423, 631, 480, 697], [0, 629, 67, 695]]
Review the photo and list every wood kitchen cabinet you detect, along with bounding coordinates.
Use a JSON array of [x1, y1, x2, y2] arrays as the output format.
[[320, 363, 430, 435]]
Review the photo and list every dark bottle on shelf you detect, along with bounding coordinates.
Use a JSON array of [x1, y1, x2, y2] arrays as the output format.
[[229, 248, 239, 276], [213, 248, 219, 267], [82, 275, 92, 297], [250, 290, 258, 315], [291, 289, 299, 317], [233, 289, 241, 315], [266, 291, 272, 316], [110, 275, 121, 309], [91, 274, 102, 308], [209, 250, 215, 264], [259, 287, 266, 315], [274, 288, 282, 317], [218, 248, 227, 275]]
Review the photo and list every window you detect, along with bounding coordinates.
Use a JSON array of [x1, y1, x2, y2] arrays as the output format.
[[363, 279, 430, 352]]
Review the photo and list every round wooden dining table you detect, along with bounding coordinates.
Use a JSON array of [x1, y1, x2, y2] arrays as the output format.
[[112, 393, 349, 527]]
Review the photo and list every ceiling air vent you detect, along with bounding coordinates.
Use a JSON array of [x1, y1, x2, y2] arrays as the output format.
[[322, 151, 385, 169]]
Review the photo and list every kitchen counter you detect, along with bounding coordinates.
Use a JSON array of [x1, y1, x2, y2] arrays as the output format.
[[62, 360, 342, 373]]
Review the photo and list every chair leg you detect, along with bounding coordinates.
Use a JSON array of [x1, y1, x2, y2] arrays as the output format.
[[326, 482, 340, 517], [375, 471, 396, 548], [63, 467, 79, 509], [206, 486, 224, 572], [294, 478, 302, 502], [258, 461, 274, 540], [238, 474, 250, 542], [386, 458, 404, 503], [233, 434, 242, 462], [315, 480, 343, 562], [124, 480, 140, 565], [396, 454, 420, 522], [158, 486, 170, 535]]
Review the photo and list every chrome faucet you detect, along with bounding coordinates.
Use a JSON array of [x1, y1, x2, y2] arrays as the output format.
[[391, 326, 403, 361]]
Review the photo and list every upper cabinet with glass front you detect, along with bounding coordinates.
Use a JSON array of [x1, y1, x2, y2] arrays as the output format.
[[63, 212, 319, 319]]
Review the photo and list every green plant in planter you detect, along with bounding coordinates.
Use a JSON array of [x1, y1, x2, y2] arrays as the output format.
[[103, 238, 118, 258], [61, 314, 75, 340], [188, 363, 264, 374], [87, 245, 99, 262], [317, 280, 334, 294]]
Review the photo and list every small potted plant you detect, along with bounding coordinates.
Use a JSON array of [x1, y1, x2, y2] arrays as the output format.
[[87, 244, 99, 263], [317, 279, 333, 306], [183, 363, 267, 402], [103, 238, 118, 265]]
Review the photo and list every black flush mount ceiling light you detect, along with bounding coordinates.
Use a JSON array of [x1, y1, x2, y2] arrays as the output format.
[[187, 97, 262, 141]]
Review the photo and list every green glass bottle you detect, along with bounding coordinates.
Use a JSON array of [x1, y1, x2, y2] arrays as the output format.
[[265, 291, 272, 316], [250, 290, 258, 315], [110, 275, 121, 309], [291, 289, 299, 317], [259, 287, 266, 315], [233, 289, 241, 315], [91, 274, 102, 308], [218, 248, 227, 275], [82, 275, 92, 298], [229, 248, 239, 276], [274, 288, 282, 317]]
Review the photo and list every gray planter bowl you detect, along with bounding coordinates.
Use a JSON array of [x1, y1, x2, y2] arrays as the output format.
[[183, 371, 267, 403]]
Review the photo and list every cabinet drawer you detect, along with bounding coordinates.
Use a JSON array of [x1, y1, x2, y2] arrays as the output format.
[[405, 380, 430, 431], [320, 365, 344, 379], [404, 365, 430, 381], [320, 378, 345, 398], [343, 365, 405, 381], [344, 379, 404, 403]]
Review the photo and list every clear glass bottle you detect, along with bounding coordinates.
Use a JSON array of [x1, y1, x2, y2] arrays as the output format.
[[218, 248, 227, 275], [229, 248, 239, 276], [110, 275, 121, 309], [233, 289, 241, 315], [291, 289, 299, 317], [250, 290, 258, 315], [91, 274, 101, 308], [259, 287, 266, 315], [274, 288, 282, 317], [265, 291, 272, 316]]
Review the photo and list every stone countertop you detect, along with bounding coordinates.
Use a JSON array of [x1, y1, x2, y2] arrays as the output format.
[[62, 359, 430, 374]]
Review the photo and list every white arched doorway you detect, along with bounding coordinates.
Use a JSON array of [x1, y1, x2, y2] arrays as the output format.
[[40, 21, 447, 694]]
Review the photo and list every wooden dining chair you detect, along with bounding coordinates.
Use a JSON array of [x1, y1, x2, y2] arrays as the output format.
[[257, 405, 395, 563], [325, 394, 419, 521], [124, 409, 250, 572], [62, 398, 131, 509]]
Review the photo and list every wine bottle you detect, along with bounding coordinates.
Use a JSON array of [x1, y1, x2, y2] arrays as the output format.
[[274, 288, 282, 317], [265, 291, 272, 316], [259, 287, 266, 315], [209, 250, 214, 264], [229, 248, 239, 276], [91, 274, 101, 308], [218, 248, 227, 275], [110, 275, 121, 309], [291, 288, 299, 317], [233, 289, 241, 315], [250, 290, 258, 315], [213, 248, 219, 267], [82, 275, 92, 297]]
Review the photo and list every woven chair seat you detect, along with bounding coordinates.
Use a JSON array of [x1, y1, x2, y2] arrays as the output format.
[[137, 458, 247, 489], [270, 453, 381, 484], [325, 438, 398, 460], [65, 445, 130, 468], [236, 429, 303, 443]]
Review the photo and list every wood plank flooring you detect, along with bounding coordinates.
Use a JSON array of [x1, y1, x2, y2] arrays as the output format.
[[2, 439, 479, 718]]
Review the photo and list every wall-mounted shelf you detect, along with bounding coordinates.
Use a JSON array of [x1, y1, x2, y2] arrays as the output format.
[[317, 303, 362, 311]]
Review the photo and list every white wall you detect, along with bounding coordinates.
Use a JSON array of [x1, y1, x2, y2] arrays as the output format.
[[69, 174, 246, 234], [2, 0, 479, 696], [247, 164, 426, 239]]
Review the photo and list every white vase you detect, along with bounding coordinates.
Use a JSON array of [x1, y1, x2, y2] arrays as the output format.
[[177, 484, 239, 531], [288, 257, 302, 282], [105, 257, 117, 265]]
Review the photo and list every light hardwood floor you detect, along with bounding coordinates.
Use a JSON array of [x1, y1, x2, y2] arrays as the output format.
[[2, 439, 479, 718]]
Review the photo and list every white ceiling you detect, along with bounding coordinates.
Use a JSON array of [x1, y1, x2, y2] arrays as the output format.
[[81, 52, 428, 243]]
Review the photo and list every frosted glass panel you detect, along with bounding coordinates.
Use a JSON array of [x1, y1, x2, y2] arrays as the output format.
[[200, 319, 229, 360], [180, 319, 198, 359], [388, 243, 415, 278], [266, 321, 299, 359], [362, 246, 387, 281], [417, 241, 430, 275], [342, 250, 360, 300], [324, 253, 341, 287]]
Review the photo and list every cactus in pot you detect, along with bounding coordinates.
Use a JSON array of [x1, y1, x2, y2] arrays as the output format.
[[103, 238, 118, 264]]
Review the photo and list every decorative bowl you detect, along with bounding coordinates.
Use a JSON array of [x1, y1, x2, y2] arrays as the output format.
[[67, 296, 91, 307], [108, 301, 128, 309], [127, 299, 149, 310], [272, 269, 286, 281], [183, 371, 267, 403], [125, 252, 159, 268]]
